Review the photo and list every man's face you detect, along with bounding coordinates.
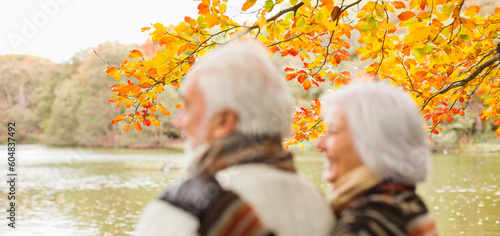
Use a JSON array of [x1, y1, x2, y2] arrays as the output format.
[[173, 80, 211, 150]]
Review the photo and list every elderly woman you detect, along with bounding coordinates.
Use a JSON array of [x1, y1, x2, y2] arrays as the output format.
[[315, 81, 438, 235]]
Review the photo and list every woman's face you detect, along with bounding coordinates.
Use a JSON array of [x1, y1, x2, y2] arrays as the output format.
[[315, 106, 364, 183]]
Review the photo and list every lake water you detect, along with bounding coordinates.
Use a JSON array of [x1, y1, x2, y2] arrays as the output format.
[[0, 145, 499, 235]]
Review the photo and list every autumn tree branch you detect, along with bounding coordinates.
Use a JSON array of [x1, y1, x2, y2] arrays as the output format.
[[421, 53, 500, 111], [227, 2, 305, 43]]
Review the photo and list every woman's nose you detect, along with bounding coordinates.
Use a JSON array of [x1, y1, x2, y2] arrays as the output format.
[[314, 135, 325, 152]]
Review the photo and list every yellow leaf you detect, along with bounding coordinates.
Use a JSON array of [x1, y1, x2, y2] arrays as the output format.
[[257, 17, 267, 29], [464, 6, 480, 17], [220, 4, 227, 13], [175, 24, 191, 34]]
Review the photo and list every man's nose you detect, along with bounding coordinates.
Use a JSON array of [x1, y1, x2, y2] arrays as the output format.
[[171, 109, 184, 130]]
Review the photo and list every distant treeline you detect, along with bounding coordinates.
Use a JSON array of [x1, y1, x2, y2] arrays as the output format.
[[1, 42, 181, 148]]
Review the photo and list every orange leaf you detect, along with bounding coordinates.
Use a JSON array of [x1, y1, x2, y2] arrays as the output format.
[[303, 79, 312, 90], [185, 16, 197, 27], [496, 8, 500, 15], [205, 13, 220, 28], [496, 127, 500, 136], [158, 103, 171, 116], [147, 68, 157, 77], [198, 2, 210, 14], [285, 73, 296, 81], [141, 27, 151, 32], [398, 11, 416, 21], [432, 129, 439, 134], [144, 119, 152, 127], [134, 121, 142, 131], [391, 1, 405, 9], [464, 6, 480, 17], [111, 114, 128, 124], [124, 124, 131, 132], [242, 1, 256, 11], [175, 103, 184, 109], [297, 74, 306, 83], [284, 67, 295, 72], [129, 50, 143, 59]]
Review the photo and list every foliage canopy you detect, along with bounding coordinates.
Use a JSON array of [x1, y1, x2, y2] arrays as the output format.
[[105, 0, 500, 147]]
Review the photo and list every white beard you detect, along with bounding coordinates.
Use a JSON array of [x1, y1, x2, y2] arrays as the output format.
[[183, 139, 210, 174]]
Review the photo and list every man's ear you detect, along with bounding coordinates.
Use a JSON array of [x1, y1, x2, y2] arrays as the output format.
[[212, 110, 238, 138]]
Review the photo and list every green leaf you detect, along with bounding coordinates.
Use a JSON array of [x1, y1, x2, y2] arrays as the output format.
[[459, 34, 471, 42], [265, 0, 274, 11], [296, 17, 305, 27]]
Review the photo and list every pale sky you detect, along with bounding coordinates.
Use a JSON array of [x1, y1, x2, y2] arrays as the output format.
[[0, 0, 201, 63]]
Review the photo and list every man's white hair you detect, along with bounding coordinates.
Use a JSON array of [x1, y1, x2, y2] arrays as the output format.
[[321, 81, 430, 185], [182, 40, 293, 137]]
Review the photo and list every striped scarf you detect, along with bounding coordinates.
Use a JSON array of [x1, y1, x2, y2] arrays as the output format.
[[162, 133, 295, 236]]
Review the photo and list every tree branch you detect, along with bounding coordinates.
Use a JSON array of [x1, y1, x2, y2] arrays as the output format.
[[227, 2, 305, 43], [420, 54, 500, 111]]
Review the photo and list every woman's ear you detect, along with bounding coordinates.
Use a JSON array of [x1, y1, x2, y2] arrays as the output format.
[[211, 110, 238, 138]]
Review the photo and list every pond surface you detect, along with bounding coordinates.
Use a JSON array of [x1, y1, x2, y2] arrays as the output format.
[[0, 145, 499, 235]]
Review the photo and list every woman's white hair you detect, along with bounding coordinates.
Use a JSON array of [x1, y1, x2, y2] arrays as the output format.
[[321, 81, 430, 185], [182, 40, 293, 137]]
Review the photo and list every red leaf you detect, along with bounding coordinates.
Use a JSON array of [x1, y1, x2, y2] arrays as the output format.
[[398, 11, 416, 21], [432, 129, 439, 134], [289, 49, 299, 56], [284, 67, 295, 72]]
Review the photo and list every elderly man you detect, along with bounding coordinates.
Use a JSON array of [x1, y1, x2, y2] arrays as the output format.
[[134, 40, 334, 236]]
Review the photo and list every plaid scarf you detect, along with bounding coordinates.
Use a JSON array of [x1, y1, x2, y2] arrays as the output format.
[[192, 133, 296, 175], [332, 180, 438, 236]]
